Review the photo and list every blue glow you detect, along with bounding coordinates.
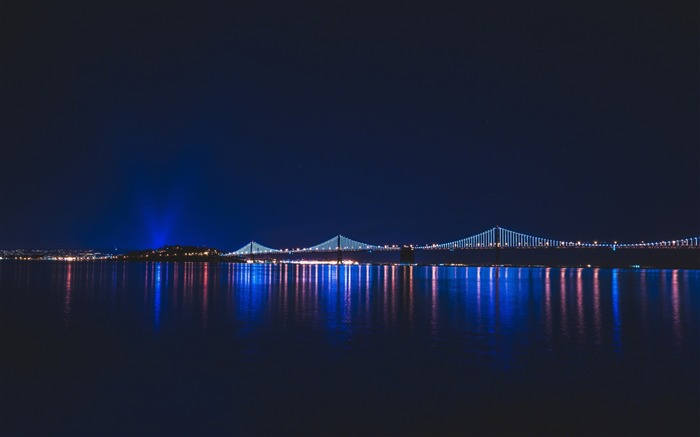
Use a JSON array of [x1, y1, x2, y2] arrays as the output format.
[[142, 195, 182, 248], [612, 269, 621, 354]]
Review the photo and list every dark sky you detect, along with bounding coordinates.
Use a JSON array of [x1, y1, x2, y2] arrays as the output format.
[[2, 0, 698, 250]]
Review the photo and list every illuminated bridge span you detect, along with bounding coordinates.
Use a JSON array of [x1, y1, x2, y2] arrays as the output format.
[[229, 235, 398, 256], [226, 226, 699, 257]]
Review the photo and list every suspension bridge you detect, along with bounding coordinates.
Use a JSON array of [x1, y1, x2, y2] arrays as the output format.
[[225, 226, 699, 259]]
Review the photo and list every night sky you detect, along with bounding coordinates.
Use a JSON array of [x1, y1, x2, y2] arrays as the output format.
[[2, 1, 698, 250]]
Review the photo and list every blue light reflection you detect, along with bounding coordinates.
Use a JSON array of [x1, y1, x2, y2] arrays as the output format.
[[154, 262, 162, 329], [612, 268, 621, 354]]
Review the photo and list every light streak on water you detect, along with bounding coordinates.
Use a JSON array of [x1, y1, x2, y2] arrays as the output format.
[[612, 269, 621, 354]]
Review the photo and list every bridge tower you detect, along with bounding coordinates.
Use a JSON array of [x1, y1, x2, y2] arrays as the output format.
[[337, 235, 343, 264], [249, 241, 254, 262], [494, 226, 502, 265]]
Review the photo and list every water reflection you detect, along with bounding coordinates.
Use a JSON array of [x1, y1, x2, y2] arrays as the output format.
[[344, 266, 352, 327], [593, 268, 602, 347], [544, 268, 552, 342], [63, 263, 72, 327], [560, 269, 568, 339], [671, 269, 682, 352], [4, 260, 698, 437], [612, 269, 621, 354], [202, 263, 208, 331], [431, 266, 438, 337], [493, 267, 500, 336], [576, 268, 584, 342], [154, 263, 161, 329], [408, 266, 414, 329], [23, 262, 695, 360]]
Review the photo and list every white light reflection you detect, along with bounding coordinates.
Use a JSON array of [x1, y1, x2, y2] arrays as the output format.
[[63, 263, 73, 327], [383, 265, 389, 327], [202, 263, 209, 331], [593, 268, 601, 347], [671, 269, 682, 353], [560, 269, 568, 339], [576, 268, 584, 342]]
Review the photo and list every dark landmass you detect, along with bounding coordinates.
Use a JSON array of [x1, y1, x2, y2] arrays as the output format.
[[117, 245, 245, 263]]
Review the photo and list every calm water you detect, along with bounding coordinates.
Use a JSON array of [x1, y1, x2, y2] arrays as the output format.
[[2, 262, 698, 436]]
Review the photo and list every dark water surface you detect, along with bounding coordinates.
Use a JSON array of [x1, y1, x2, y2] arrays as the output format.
[[2, 262, 698, 436]]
